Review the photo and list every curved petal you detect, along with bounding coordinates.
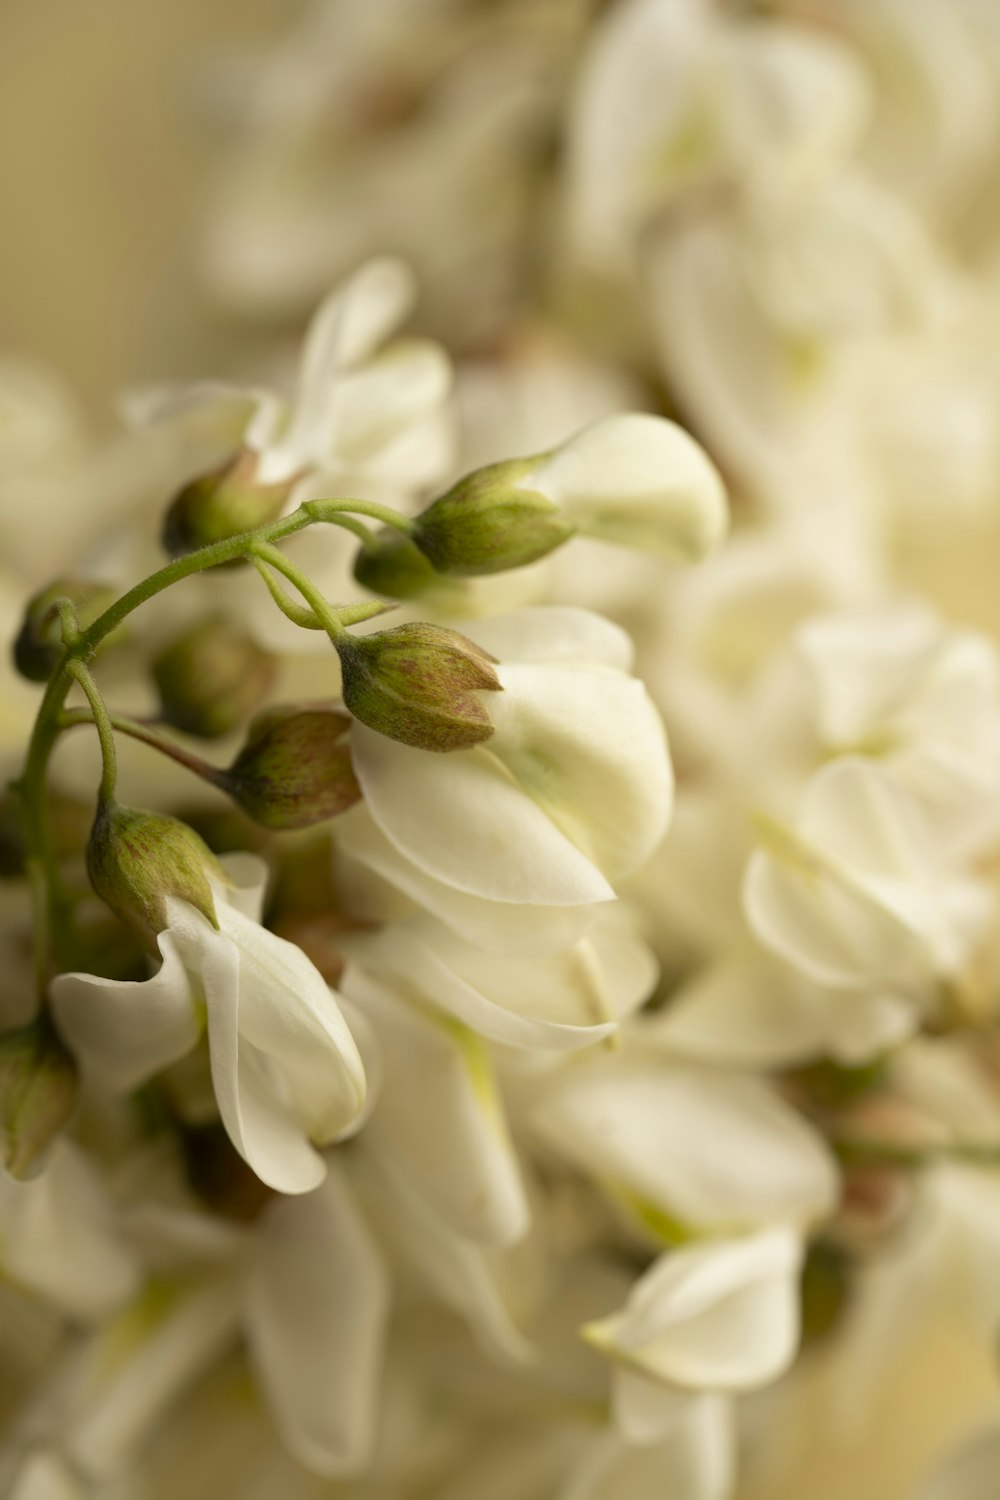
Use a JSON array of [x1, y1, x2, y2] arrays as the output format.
[[489, 662, 673, 882], [337, 807, 602, 952], [197, 904, 366, 1195], [532, 1059, 837, 1233], [343, 912, 656, 1052], [529, 414, 728, 562], [350, 723, 616, 907], [588, 1229, 803, 1392], [469, 607, 636, 671], [342, 968, 528, 1246], [247, 1164, 389, 1478], [50, 933, 199, 1094]]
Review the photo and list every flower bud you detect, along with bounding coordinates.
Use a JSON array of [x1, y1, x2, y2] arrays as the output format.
[[0, 1020, 78, 1178], [220, 703, 361, 829], [152, 617, 277, 739], [336, 623, 502, 751], [13, 578, 117, 683], [162, 448, 296, 559], [412, 459, 575, 576], [87, 803, 221, 946], [353, 527, 467, 604]]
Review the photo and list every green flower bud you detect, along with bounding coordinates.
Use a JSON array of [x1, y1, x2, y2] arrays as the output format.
[[412, 458, 575, 576], [220, 703, 361, 829], [13, 578, 118, 683], [152, 616, 277, 739], [162, 448, 297, 559], [353, 527, 467, 605], [87, 803, 221, 946], [337, 623, 502, 752], [0, 1020, 78, 1178]]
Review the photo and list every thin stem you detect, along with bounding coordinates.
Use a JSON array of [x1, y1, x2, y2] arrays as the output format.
[[67, 662, 118, 806], [59, 709, 225, 786], [250, 543, 349, 641], [250, 556, 324, 630], [74, 506, 318, 655], [304, 498, 415, 537]]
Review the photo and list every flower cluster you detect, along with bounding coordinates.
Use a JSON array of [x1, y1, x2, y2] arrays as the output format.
[[4, 2, 1000, 1497]]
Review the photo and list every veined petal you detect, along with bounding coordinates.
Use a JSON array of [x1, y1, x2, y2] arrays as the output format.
[[247, 1163, 389, 1478]]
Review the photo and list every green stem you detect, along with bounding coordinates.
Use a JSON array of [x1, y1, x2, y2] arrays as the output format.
[[304, 498, 415, 537], [13, 493, 412, 988], [67, 662, 118, 806], [60, 709, 224, 787], [250, 543, 349, 641]]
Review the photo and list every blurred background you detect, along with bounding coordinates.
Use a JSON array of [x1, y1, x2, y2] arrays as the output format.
[[3, 3, 1000, 1496]]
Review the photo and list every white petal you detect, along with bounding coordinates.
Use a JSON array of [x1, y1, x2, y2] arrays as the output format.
[[281, 257, 416, 461], [342, 967, 528, 1246], [337, 806, 602, 953], [589, 1229, 803, 1392], [247, 1164, 389, 1478], [197, 903, 366, 1195], [533, 1059, 837, 1233], [489, 661, 673, 883], [469, 607, 636, 671], [325, 339, 452, 465], [65, 1277, 241, 1480], [350, 723, 616, 907], [560, 1401, 734, 1500], [0, 1142, 138, 1322], [342, 911, 655, 1051], [50, 933, 199, 1095], [529, 414, 728, 561]]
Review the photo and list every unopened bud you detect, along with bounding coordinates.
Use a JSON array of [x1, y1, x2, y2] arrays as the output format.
[[162, 448, 296, 559], [87, 803, 221, 946], [353, 527, 466, 604], [220, 704, 361, 829], [153, 616, 277, 739], [13, 578, 117, 683], [0, 1020, 78, 1178], [337, 623, 502, 751], [412, 459, 574, 576]]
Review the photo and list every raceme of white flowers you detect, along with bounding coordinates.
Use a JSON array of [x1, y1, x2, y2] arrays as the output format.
[[5, 1, 1000, 1497]]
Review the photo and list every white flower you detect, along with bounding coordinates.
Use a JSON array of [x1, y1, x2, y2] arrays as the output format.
[[521, 413, 727, 562], [347, 606, 673, 910], [340, 906, 657, 1052], [584, 1229, 804, 1409], [50, 858, 366, 1195], [129, 256, 453, 496], [340, 965, 529, 1246], [744, 758, 994, 1008], [531, 1055, 837, 1238]]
